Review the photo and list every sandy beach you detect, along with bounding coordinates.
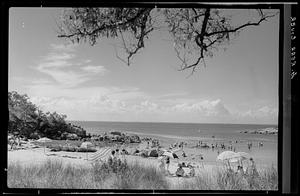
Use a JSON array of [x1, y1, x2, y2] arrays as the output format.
[[7, 131, 277, 182]]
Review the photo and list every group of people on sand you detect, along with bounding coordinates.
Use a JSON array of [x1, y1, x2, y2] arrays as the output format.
[[169, 141, 188, 149], [145, 138, 160, 149], [175, 162, 196, 177], [158, 156, 196, 178], [226, 157, 259, 178], [109, 147, 128, 161], [8, 135, 22, 150]]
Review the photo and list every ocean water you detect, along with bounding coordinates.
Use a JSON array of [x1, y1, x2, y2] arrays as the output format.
[[69, 121, 278, 142], [70, 121, 278, 166]]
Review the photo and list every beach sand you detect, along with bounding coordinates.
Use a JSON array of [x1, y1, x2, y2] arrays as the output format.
[[7, 132, 277, 188]]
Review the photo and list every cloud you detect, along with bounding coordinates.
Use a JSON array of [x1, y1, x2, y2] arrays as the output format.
[[49, 43, 77, 52], [172, 99, 231, 117], [28, 87, 278, 124], [243, 106, 278, 118], [80, 65, 107, 74], [233, 105, 278, 124], [34, 43, 108, 88]]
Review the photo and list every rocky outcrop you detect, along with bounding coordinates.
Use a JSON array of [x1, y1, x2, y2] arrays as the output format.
[[240, 127, 278, 135], [94, 132, 141, 144], [149, 149, 159, 157], [110, 131, 122, 136]]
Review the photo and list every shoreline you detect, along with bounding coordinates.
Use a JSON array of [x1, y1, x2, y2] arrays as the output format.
[[7, 129, 278, 169], [7, 128, 278, 190]]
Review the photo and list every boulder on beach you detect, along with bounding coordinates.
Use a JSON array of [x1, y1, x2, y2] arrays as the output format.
[[200, 144, 210, 148], [128, 134, 141, 143], [149, 149, 159, 157], [110, 131, 122, 136]]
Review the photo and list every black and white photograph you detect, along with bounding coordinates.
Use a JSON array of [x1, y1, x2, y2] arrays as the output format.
[[4, 2, 296, 193]]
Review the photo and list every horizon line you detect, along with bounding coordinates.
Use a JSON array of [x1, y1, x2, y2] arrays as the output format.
[[66, 119, 278, 126]]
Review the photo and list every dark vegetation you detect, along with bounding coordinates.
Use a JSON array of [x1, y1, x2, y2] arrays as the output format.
[[8, 91, 87, 140], [8, 91, 141, 148]]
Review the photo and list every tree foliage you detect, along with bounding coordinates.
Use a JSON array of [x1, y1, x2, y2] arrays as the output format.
[[8, 91, 86, 139], [57, 7, 277, 74]]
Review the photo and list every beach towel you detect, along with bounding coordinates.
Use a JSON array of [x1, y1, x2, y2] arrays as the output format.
[[89, 147, 112, 162]]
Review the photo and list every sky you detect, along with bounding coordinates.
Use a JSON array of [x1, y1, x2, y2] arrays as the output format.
[[9, 8, 279, 124]]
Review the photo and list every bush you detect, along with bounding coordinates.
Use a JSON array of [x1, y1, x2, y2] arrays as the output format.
[[8, 91, 87, 140]]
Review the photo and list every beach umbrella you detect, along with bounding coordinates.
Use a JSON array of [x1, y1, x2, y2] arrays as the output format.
[[217, 151, 238, 169], [162, 151, 178, 159], [230, 152, 250, 166], [235, 152, 250, 160], [229, 157, 241, 163], [37, 137, 52, 142], [162, 151, 173, 158], [37, 137, 52, 154], [81, 142, 94, 160], [80, 141, 93, 149], [216, 151, 237, 161]]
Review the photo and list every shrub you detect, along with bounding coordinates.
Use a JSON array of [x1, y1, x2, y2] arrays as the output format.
[[8, 91, 87, 140]]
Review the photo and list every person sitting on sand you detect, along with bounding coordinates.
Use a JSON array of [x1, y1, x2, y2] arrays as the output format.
[[175, 164, 185, 177], [165, 157, 170, 171], [115, 149, 120, 159], [188, 164, 195, 177], [121, 148, 126, 160], [182, 151, 187, 157], [236, 165, 244, 176], [247, 158, 259, 177], [110, 150, 116, 160], [158, 158, 166, 174]]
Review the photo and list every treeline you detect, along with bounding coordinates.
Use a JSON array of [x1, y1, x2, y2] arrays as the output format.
[[8, 91, 87, 140]]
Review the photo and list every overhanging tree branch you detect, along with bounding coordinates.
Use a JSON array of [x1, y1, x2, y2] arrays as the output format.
[[57, 8, 278, 75]]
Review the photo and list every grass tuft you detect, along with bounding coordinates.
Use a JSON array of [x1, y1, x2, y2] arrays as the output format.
[[7, 159, 277, 190]]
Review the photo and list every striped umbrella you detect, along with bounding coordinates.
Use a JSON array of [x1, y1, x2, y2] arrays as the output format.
[[89, 148, 112, 162]]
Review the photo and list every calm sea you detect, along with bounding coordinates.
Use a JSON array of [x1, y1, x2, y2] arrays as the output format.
[[69, 121, 278, 142], [69, 121, 278, 166]]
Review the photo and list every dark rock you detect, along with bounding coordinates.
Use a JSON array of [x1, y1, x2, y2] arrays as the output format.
[[110, 131, 122, 136], [149, 149, 159, 157], [128, 134, 141, 143]]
